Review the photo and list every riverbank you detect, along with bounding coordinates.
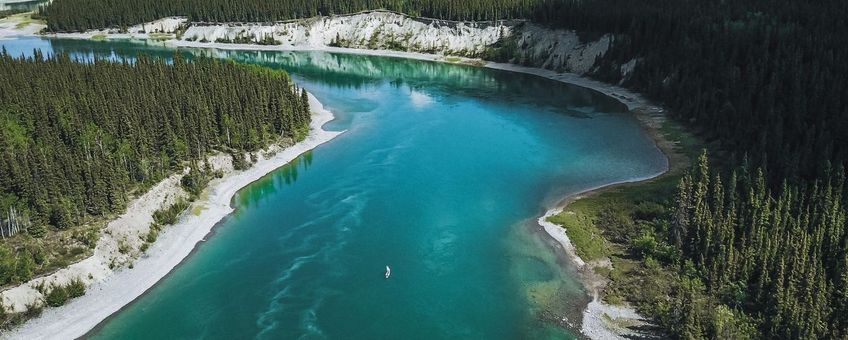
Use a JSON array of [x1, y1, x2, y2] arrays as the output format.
[[539, 119, 683, 338], [3, 13, 672, 338], [0, 11, 44, 38], [541, 100, 694, 339], [2, 94, 342, 339], [163, 39, 675, 339]]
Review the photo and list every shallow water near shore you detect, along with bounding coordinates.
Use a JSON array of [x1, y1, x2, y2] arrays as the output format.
[[1, 37, 666, 339]]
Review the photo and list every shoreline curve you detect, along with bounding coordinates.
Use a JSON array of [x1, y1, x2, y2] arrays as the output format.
[[4, 94, 343, 340], [3, 32, 671, 340]]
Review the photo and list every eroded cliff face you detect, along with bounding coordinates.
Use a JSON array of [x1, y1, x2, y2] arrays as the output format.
[[170, 11, 616, 75], [508, 23, 611, 75], [181, 12, 508, 57]]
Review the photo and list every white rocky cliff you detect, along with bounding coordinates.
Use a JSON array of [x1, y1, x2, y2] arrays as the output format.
[[104, 11, 614, 75]]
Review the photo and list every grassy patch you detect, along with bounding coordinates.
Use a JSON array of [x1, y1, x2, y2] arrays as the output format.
[[6, 12, 43, 29], [14, 20, 29, 29], [191, 204, 205, 216], [546, 170, 680, 264], [0, 222, 101, 291], [547, 210, 610, 261], [152, 199, 189, 226], [91, 34, 107, 41], [659, 119, 700, 162], [545, 110, 703, 313]]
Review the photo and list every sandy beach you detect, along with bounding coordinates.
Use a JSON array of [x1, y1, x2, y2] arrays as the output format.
[[3, 95, 343, 339]]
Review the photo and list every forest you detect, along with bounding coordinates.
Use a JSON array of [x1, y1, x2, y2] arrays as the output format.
[[640, 154, 846, 339], [22, 0, 848, 338], [0, 52, 310, 286], [39, 0, 848, 181], [529, 0, 848, 184], [529, 0, 848, 338], [40, 0, 535, 31]]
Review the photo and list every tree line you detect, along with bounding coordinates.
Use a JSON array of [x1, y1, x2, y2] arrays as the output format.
[[630, 153, 848, 338], [40, 0, 848, 182], [0, 51, 310, 240], [41, 0, 536, 32], [527, 0, 848, 184], [28, 0, 848, 338], [526, 3, 848, 335], [510, 0, 848, 338]]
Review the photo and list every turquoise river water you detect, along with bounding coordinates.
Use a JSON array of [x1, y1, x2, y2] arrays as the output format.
[[0, 37, 667, 339]]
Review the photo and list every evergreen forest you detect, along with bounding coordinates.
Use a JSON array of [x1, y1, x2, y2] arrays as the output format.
[[0, 51, 310, 286], [12, 0, 848, 338], [41, 0, 534, 32]]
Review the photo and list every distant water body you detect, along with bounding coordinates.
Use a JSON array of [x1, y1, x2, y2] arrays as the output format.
[[1, 37, 666, 339], [0, 0, 48, 11]]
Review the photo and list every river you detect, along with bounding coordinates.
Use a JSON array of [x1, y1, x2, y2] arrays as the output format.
[[0, 37, 666, 339]]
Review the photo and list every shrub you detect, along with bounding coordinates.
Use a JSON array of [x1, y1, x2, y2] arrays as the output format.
[[231, 152, 248, 170], [633, 201, 667, 221], [14, 250, 34, 283], [0, 246, 14, 285], [49, 201, 75, 230], [631, 232, 658, 259], [31, 247, 47, 265], [66, 279, 85, 298], [152, 199, 189, 226], [117, 239, 130, 254], [69, 247, 86, 256], [72, 227, 99, 248], [145, 228, 158, 243], [23, 302, 42, 318], [181, 168, 209, 196], [45, 285, 68, 307], [28, 224, 46, 238]]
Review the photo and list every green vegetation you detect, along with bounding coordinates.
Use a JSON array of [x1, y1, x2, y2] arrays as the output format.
[[40, 278, 85, 309], [0, 9, 27, 20], [140, 195, 196, 254], [66, 278, 85, 298], [538, 1, 848, 337], [152, 199, 189, 226], [45, 284, 69, 307], [41, 0, 848, 182], [22, 0, 848, 338], [534, 0, 848, 183], [181, 168, 209, 198], [551, 171, 683, 311], [41, 0, 535, 32], [554, 147, 848, 338], [0, 11, 46, 30], [663, 153, 848, 338], [547, 207, 609, 261], [552, 115, 827, 339], [0, 52, 310, 285], [0, 231, 93, 290]]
